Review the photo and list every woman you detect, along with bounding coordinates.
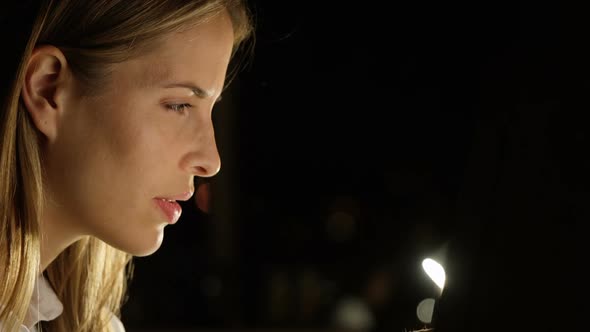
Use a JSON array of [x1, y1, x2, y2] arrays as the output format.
[[0, 0, 253, 331]]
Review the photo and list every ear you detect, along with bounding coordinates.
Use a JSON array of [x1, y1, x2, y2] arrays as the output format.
[[21, 45, 70, 142]]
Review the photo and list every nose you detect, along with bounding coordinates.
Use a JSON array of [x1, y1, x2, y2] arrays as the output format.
[[181, 124, 221, 178]]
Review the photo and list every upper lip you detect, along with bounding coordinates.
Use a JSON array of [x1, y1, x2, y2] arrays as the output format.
[[156, 190, 194, 202]]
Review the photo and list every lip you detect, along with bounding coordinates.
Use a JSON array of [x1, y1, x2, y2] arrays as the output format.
[[152, 190, 194, 224], [158, 191, 195, 202], [153, 198, 182, 224]]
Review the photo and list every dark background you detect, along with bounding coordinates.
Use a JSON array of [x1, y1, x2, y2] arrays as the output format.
[[123, 1, 587, 331]]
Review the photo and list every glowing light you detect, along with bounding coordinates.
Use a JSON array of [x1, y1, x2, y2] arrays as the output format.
[[416, 298, 436, 324], [422, 258, 446, 291]]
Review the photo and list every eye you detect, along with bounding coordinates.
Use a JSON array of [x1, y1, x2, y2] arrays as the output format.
[[165, 103, 193, 114]]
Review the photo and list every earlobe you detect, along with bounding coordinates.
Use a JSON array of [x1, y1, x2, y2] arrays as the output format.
[[21, 45, 69, 141]]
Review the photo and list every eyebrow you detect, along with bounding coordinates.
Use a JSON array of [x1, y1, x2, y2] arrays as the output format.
[[162, 82, 217, 100]]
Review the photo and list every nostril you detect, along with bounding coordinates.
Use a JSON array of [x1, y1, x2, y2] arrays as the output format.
[[191, 161, 220, 177], [184, 151, 220, 177], [193, 166, 208, 176]]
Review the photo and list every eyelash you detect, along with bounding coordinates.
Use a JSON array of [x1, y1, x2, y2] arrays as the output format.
[[165, 103, 193, 114]]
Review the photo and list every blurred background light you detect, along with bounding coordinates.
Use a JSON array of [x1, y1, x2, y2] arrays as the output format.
[[422, 258, 446, 291], [416, 298, 436, 324]]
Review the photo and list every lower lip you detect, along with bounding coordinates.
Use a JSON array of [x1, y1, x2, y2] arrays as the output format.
[[153, 198, 182, 224]]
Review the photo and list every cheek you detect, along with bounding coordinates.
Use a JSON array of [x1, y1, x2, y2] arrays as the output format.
[[87, 105, 182, 207], [93, 99, 167, 170], [75, 94, 185, 196]]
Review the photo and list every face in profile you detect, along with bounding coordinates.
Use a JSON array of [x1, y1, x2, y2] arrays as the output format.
[[42, 11, 235, 256]]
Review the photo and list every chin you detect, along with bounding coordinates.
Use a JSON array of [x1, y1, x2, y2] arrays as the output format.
[[109, 228, 165, 257], [132, 247, 161, 257]]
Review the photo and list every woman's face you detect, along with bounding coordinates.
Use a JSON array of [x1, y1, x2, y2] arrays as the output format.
[[44, 12, 235, 256]]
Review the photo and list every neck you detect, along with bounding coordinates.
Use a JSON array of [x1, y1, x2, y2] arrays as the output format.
[[40, 201, 84, 272]]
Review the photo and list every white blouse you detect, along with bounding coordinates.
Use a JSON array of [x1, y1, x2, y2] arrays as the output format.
[[3, 275, 126, 332]]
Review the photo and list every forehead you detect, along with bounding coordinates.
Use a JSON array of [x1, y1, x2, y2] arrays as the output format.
[[129, 12, 235, 90]]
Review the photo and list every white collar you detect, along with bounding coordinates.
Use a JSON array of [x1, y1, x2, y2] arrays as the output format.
[[23, 275, 63, 329]]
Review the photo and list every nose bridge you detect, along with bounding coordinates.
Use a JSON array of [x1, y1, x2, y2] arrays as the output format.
[[183, 114, 221, 178]]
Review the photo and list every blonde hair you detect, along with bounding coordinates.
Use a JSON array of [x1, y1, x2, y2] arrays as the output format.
[[0, 0, 253, 330]]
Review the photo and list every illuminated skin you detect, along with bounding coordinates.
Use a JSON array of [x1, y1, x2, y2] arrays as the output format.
[[21, 11, 234, 270]]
